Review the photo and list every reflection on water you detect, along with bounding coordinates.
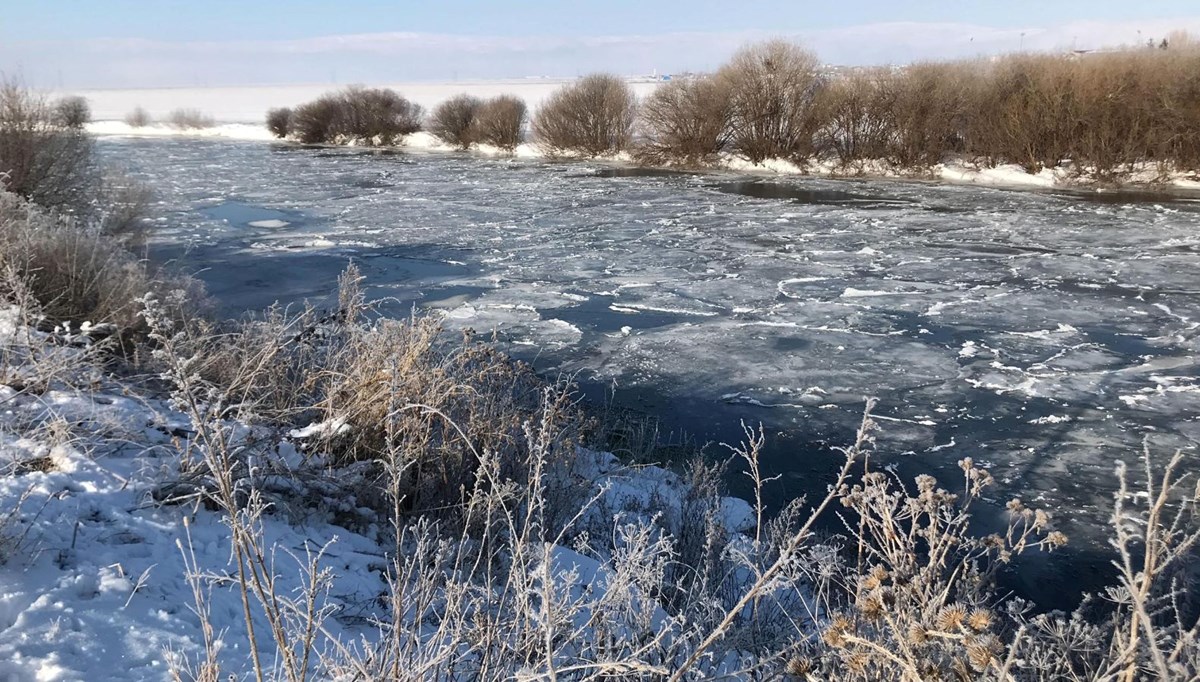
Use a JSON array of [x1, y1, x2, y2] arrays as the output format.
[[715, 180, 915, 207]]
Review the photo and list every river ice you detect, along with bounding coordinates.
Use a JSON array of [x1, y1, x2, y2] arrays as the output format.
[[100, 137, 1200, 605]]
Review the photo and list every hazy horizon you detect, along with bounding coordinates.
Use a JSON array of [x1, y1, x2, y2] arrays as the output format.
[[4, 1, 1200, 89]]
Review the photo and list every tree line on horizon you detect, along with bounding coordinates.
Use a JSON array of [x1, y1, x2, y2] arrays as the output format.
[[263, 37, 1200, 181]]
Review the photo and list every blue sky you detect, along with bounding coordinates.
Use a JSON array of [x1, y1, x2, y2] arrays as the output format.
[[3, 1, 1199, 88]]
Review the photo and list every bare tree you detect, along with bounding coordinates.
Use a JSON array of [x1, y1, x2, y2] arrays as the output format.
[[634, 75, 732, 167], [429, 94, 483, 149], [337, 86, 423, 145], [167, 108, 215, 130], [717, 40, 826, 164], [124, 106, 152, 127], [532, 74, 637, 156], [817, 68, 896, 169], [473, 94, 527, 151], [52, 96, 90, 129], [290, 95, 341, 144], [265, 107, 292, 139]]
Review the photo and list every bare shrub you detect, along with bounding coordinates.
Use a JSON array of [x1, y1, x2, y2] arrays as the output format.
[[961, 55, 1074, 172], [124, 106, 152, 128], [94, 170, 154, 244], [52, 96, 90, 129], [817, 68, 896, 169], [1069, 52, 1163, 178], [285, 87, 422, 145], [429, 94, 482, 149], [337, 86, 423, 145], [532, 73, 637, 156], [634, 75, 732, 167], [717, 40, 826, 164], [0, 82, 96, 214], [876, 61, 974, 169], [473, 94, 527, 150], [167, 108, 215, 130], [290, 94, 341, 144], [1158, 49, 1200, 170], [265, 107, 291, 139]]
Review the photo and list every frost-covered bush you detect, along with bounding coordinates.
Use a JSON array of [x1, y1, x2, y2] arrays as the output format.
[[0, 82, 96, 213], [0, 189, 202, 336], [429, 94, 482, 149], [533, 74, 637, 156], [473, 94, 527, 150]]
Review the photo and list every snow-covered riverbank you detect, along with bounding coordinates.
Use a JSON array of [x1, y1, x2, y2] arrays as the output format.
[[0, 302, 777, 680]]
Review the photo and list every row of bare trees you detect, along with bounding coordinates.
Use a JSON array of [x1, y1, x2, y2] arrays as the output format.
[[267, 88, 527, 151], [265, 40, 1200, 179], [635, 40, 1200, 177]]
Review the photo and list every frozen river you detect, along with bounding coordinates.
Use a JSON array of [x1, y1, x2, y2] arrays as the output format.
[[101, 137, 1200, 608]]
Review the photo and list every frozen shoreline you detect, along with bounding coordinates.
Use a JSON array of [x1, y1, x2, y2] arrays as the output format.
[[86, 119, 1200, 193]]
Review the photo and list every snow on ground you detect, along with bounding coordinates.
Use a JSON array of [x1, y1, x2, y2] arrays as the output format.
[[0, 306, 756, 681]]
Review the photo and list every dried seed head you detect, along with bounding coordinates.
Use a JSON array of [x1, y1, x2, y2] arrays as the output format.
[[967, 608, 993, 632], [935, 605, 967, 631], [785, 656, 811, 676], [915, 474, 937, 493], [862, 564, 888, 590], [907, 624, 929, 646], [1046, 530, 1069, 548], [966, 635, 1001, 671], [959, 457, 974, 472], [845, 652, 869, 673], [822, 627, 847, 649], [859, 595, 884, 621], [1034, 509, 1050, 527], [823, 615, 853, 648]]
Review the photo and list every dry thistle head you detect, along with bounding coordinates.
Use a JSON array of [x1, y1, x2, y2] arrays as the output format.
[[844, 651, 870, 674], [935, 605, 967, 631], [966, 608, 993, 632], [859, 595, 885, 622], [965, 634, 1001, 671], [907, 624, 930, 646], [862, 563, 889, 590], [785, 656, 811, 677], [822, 614, 854, 648]]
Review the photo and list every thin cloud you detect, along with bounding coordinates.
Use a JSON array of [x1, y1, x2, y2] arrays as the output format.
[[4, 18, 1199, 89]]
